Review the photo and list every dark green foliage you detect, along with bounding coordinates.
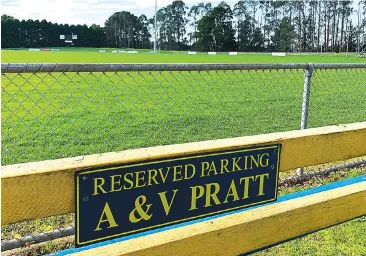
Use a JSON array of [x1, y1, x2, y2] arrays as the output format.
[[271, 17, 295, 52], [197, 2, 237, 51], [105, 11, 151, 49], [1, 14, 107, 48], [154, 0, 188, 51]]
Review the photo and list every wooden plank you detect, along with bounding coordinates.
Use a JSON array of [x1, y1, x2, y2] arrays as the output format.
[[68, 178, 366, 256], [2, 122, 366, 225]]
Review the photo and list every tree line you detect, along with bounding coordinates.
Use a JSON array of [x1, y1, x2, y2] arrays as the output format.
[[1, 15, 106, 48], [2, 0, 366, 52]]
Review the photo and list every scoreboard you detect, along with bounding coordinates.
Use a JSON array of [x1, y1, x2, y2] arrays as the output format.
[[60, 34, 78, 44]]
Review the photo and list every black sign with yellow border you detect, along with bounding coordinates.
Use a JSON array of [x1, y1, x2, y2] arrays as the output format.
[[75, 144, 281, 247]]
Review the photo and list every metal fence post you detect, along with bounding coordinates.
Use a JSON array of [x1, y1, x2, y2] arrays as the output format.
[[297, 64, 314, 176]]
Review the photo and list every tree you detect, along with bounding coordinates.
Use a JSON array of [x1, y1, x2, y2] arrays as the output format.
[[105, 11, 150, 49], [1, 15, 21, 48], [339, 1, 353, 52], [234, 1, 249, 51], [171, 1, 188, 49], [188, 2, 211, 50], [252, 27, 265, 51], [137, 15, 151, 49], [89, 24, 107, 47], [2, 15, 107, 48], [197, 14, 215, 51], [1, 0, 362, 53], [259, 0, 272, 50], [155, 6, 173, 50], [362, 1, 366, 50], [272, 17, 295, 51], [154, 1, 188, 51], [208, 1, 236, 51]]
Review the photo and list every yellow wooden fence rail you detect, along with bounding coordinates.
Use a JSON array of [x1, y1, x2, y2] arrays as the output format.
[[69, 179, 366, 256], [2, 122, 366, 226]]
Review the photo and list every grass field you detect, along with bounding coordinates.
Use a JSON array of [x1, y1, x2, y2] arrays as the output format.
[[1, 48, 365, 255], [1, 49, 365, 165], [2, 48, 366, 63]]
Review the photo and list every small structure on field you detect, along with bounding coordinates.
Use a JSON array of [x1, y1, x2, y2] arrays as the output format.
[[60, 34, 78, 46]]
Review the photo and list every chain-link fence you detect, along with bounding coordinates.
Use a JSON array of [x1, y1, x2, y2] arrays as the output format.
[[1, 63, 366, 252], [1, 63, 365, 167]]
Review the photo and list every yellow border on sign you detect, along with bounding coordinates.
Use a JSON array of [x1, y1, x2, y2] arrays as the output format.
[[76, 145, 280, 245]]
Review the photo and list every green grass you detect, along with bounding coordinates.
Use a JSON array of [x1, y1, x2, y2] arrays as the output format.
[[2, 49, 366, 63], [254, 217, 366, 256], [0, 69, 298, 164], [253, 167, 366, 256], [1, 48, 365, 255], [1, 53, 365, 165]]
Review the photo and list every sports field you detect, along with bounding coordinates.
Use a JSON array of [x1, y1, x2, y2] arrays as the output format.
[[1, 48, 366, 255], [2, 48, 366, 63], [1, 49, 365, 165]]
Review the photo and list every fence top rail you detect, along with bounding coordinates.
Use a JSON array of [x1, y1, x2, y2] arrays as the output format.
[[1, 63, 366, 73], [312, 63, 366, 69]]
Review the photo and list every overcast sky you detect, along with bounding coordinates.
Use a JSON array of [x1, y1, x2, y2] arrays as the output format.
[[1, 0, 226, 26], [2, 0, 362, 27]]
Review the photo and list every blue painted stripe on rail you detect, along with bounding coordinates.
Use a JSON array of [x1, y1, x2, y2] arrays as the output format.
[[55, 175, 365, 256]]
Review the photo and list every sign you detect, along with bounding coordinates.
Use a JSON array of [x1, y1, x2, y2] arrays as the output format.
[[272, 52, 286, 56], [59, 35, 65, 40], [72, 35, 78, 39], [75, 144, 281, 247]]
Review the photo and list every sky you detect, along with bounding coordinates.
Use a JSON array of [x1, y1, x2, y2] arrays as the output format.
[[1, 0, 226, 26], [1, 0, 362, 27]]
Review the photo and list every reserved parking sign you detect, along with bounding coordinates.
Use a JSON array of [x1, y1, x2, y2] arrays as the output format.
[[75, 144, 281, 247]]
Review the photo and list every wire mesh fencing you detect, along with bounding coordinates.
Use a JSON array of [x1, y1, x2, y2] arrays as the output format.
[[1, 62, 366, 252], [1, 63, 365, 169], [308, 66, 366, 128]]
